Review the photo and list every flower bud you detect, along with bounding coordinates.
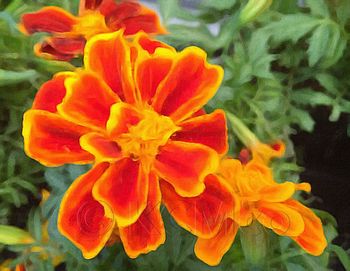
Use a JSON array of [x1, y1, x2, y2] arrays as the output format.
[[240, 0, 273, 24], [0, 225, 34, 245], [240, 221, 268, 267]]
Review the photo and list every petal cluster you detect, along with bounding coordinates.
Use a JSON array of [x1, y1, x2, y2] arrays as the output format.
[[22, 31, 226, 258], [166, 141, 327, 266], [20, 0, 166, 60]]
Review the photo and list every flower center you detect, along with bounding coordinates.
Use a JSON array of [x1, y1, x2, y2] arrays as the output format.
[[115, 109, 179, 166], [74, 12, 110, 39]]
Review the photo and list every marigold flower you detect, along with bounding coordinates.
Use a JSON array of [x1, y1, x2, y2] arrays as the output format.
[[22, 31, 226, 258], [19, 0, 166, 60], [163, 156, 327, 266]]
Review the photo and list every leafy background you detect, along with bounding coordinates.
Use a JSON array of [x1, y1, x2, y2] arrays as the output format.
[[0, 0, 349, 270]]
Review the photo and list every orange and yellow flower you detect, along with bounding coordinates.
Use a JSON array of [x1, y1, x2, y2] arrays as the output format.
[[19, 0, 166, 60], [22, 30, 226, 258], [162, 145, 327, 266]]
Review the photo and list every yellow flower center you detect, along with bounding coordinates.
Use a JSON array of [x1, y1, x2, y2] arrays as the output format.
[[73, 12, 110, 39], [116, 109, 179, 167]]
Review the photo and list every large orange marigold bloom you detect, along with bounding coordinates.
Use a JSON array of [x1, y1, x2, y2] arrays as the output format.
[[22, 30, 226, 258], [19, 0, 166, 60], [163, 155, 327, 266]]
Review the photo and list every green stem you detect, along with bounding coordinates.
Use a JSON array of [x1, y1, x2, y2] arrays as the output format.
[[226, 112, 258, 147]]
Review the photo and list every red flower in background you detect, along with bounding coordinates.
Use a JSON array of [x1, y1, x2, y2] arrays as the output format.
[[19, 0, 166, 60]]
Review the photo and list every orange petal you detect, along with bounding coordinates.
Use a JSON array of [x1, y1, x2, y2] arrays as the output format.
[[35, 36, 85, 60], [22, 110, 93, 166], [254, 201, 305, 237], [232, 200, 254, 226], [119, 172, 165, 258], [172, 109, 228, 155], [259, 182, 296, 202], [251, 140, 286, 164], [58, 163, 114, 259], [155, 141, 219, 197], [20, 6, 77, 34], [106, 102, 142, 139], [161, 174, 236, 238], [80, 132, 122, 162], [135, 33, 174, 54], [218, 158, 243, 189], [103, 1, 166, 35], [32, 73, 72, 113], [152, 47, 224, 123], [194, 219, 239, 266], [286, 200, 327, 256], [244, 160, 274, 185], [295, 182, 311, 193], [92, 158, 148, 227], [134, 48, 174, 104], [57, 71, 119, 130], [84, 31, 135, 103]]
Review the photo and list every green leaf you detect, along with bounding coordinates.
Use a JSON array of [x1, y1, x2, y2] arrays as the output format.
[[290, 108, 315, 132], [285, 262, 305, 271], [248, 31, 275, 79], [292, 89, 333, 106], [264, 14, 320, 43], [0, 69, 38, 87], [158, 0, 193, 22], [320, 23, 347, 68], [307, 24, 330, 66], [335, 0, 350, 26], [305, 0, 330, 17], [201, 0, 236, 11], [315, 73, 339, 94], [328, 245, 350, 271], [329, 104, 341, 122]]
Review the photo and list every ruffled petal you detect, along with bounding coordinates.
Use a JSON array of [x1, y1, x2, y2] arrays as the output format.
[[155, 141, 219, 197], [80, 132, 122, 162], [102, 1, 166, 35], [119, 172, 165, 258], [259, 182, 296, 202], [152, 47, 224, 123], [22, 110, 93, 166], [107, 102, 142, 139], [57, 71, 119, 130], [34, 36, 85, 60], [20, 6, 77, 34], [134, 48, 174, 104], [286, 200, 327, 256], [232, 201, 254, 226], [219, 158, 243, 183], [172, 110, 228, 155], [92, 158, 148, 227], [194, 219, 239, 266], [254, 201, 304, 237], [58, 163, 114, 259], [161, 174, 236, 238], [32, 73, 73, 113], [84, 31, 135, 102], [79, 0, 103, 13], [135, 33, 174, 54]]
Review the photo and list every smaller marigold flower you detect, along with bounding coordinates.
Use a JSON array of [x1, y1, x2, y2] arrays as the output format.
[[164, 156, 327, 266], [22, 31, 226, 259], [19, 0, 166, 60]]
